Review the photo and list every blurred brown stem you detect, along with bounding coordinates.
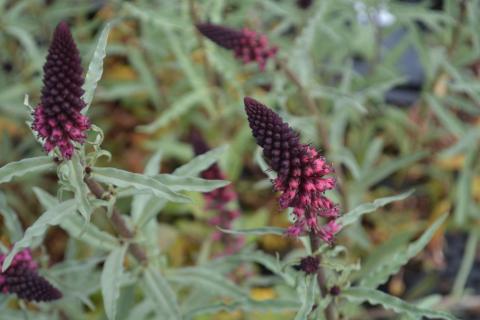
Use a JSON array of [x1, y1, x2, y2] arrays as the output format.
[[309, 233, 336, 320], [84, 176, 148, 265]]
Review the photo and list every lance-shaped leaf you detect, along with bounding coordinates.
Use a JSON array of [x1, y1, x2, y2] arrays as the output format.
[[0, 156, 54, 184], [2, 199, 77, 271], [143, 266, 181, 320], [173, 145, 228, 177], [154, 174, 230, 192], [102, 246, 127, 320], [91, 167, 190, 203]]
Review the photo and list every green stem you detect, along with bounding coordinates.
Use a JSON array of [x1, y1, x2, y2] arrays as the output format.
[[309, 232, 336, 320]]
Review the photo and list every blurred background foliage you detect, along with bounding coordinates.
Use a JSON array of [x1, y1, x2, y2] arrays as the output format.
[[0, 0, 479, 319]]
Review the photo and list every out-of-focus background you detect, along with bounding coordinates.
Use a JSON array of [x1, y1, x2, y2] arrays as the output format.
[[0, 0, 479, 319]]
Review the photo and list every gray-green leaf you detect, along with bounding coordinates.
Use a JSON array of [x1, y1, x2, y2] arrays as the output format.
[[91, 167, 190, 203], [102, 245, 127, 320], [2, 199, 77, 271], [338, 190, 414, 228], [0, 156, 54, 184], [360, 214, 447, 288], [342, 287, 458, 320], [143, 266, 181, 320]]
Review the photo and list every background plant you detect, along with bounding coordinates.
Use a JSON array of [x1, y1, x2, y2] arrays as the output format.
[[0, 0, 478, 319]]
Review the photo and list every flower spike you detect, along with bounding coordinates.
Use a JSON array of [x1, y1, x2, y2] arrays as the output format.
[[190, 129, 244, 255], [244, 97, 340, 243], [196, 23, 277, 71], [32, 21, 90, 159], [0, 249, 62, 302]]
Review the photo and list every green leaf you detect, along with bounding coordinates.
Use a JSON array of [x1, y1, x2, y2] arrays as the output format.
[[173, 145, 228, 177], [226, 251, 295, 286], [219, 226, 286, 236], [2, 199, 77, 271], [342, 287, 459, 320], [83, 21, 113, 114], [184, 299, 299, 318], [91, 167, 190, 203], [154, 174, 230, 192], [338, 190, 414, 228], [127, 46, 162, 109], [360, 214, 448, 288], [0, 191, 23, 242], [102, 245, 127, 320], [255, 147, 277, 180], [143, 266, 181, 320], [131, 151, 163, 221], [426, 95, 465, 138], [32, 187, 119, 251], [62, 215, 120, 251], [452, 231, 478, 297], [137, 91, 203, 133], [63, 154, 94, 220], [361, 152, 427, 188], [167, 267, 248, 300], [454, 145, 477, 225], [294, 276, 316, 320], [0, 156, 54, 184]]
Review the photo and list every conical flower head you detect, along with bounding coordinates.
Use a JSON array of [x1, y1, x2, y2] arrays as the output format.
[[244, 97, 340, 243], [32, 21, 90, 159], [196, 23, 277, 71], [0, 249, 62, 302]]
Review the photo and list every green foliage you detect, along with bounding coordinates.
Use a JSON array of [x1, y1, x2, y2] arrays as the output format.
[[0, 0, 477, 319], [342, 287, 459, 320]]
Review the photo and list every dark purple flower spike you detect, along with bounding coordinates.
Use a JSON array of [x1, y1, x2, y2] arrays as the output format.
[[0, 249, 62, 302], [190, 129, 244, 255], [32, 21, 90, 159], [196, 23, 277, 71], [244, 97, 340, 243]]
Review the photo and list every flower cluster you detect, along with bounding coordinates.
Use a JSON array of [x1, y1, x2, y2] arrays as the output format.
[[190, 130, 244, 255], [244, 97, 340, 243], [196, 23, 277, 71], [0, 249, 62, 302], [32, 21, 90, 159]]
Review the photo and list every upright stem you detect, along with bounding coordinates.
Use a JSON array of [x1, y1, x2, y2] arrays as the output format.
[[84, 176, 148, 265], [309, 233, 336, 320]]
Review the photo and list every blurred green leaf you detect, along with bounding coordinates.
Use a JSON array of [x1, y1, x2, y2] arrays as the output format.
[[143, 266, 181, 320], [91, 167, 190, 203], [0, 191, 23, 242], [294, 276, 316, 320], [173, 145, 228, 177], [343, 287, 458, 320], [338, 190, 414, 228], [83, 21, 113, 114], [2, 199, 77, 272], [360, 214, 448, 288], [102, 245, 128, 320], [0, 156, 54, 184]]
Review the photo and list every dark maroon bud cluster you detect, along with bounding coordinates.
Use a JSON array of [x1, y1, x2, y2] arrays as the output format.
[[190, 130, 244, 255], [297, 0, 314, 10], [298, 255, 320, 274], [196, 23, 277, 71], [244, 97, 340, 243], [0, 249, 62, 302], [32, 21, 90, 159]]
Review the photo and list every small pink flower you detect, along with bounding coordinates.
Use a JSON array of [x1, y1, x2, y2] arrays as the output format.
[[32, 21, 90, 159], [196, 23, 277, 71], [244, 97, 341, 243], [0, 249, 62, 302]]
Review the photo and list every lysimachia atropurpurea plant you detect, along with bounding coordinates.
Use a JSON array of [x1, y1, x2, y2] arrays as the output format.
[[0, 1, 474, 319]]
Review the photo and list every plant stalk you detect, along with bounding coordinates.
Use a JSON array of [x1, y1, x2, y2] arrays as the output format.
[[84, 176, 148, 265], [309, 232, 336, 320]]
